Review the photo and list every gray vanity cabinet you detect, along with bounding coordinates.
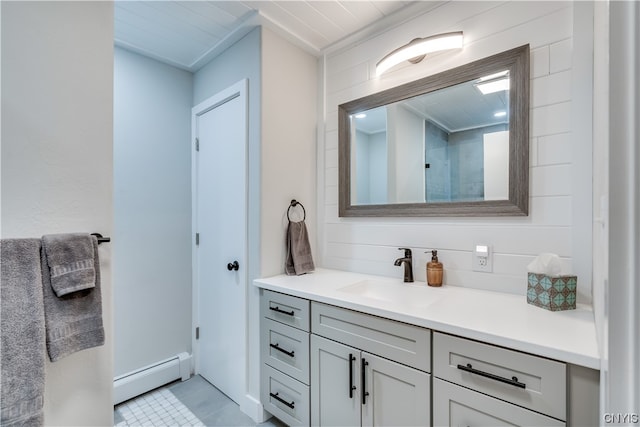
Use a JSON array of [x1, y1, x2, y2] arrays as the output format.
[[433, 378, 564, 427], [261, 290, 311, 426], [311, 335, 430, 427], [310, 302, 431, 427], [259, 288, 598, 427], [309, 336, 360, 426], [432, 332, 567, 426]]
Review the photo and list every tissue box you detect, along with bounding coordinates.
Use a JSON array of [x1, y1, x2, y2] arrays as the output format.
[[527, 273, 577, 311]]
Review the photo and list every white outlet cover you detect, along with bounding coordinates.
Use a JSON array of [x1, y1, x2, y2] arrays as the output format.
[[473, 244, 492, 272]]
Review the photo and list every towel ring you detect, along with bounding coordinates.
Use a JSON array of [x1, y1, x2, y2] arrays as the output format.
[[287, 200, 306, 222]]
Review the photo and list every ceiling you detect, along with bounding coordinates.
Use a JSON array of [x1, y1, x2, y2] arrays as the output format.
[[355, 76, 509, 135], [114, 1, 418, 72]]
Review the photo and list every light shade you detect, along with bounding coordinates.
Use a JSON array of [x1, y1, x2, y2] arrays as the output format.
[[375, 31, 463, 77]]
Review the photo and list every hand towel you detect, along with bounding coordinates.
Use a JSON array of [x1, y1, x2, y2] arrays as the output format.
[[285, 220, 315, 276], [1, 239, 46, 427], [42, 233, 96, 297], [42, 235, 105, 362]]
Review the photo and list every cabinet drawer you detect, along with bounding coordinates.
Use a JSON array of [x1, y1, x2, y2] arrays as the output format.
[[261, 318, 310, 384], [262, 289, 310, 331], [433, 332, 566, 420], [433, 378, 564, 427], [262, 364, 310, 427], [311, 302, 430, 372]]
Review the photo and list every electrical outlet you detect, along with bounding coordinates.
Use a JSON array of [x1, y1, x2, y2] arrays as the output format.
[[473, 244, 492, 272]]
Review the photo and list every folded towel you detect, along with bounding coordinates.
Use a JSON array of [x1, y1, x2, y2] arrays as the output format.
[[285, 220, 315, 276], [42, 233, 96, 297], [42, 235, 105, 362], [1, 239, 46, 427]]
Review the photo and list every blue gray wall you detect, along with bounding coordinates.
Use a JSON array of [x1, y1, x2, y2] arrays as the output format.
[[113, 47, 193, 376]]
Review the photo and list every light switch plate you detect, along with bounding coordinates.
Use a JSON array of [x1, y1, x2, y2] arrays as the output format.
[[473, 244, 492, 272]]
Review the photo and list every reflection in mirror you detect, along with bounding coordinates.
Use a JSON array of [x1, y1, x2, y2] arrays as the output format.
[[339, 44, 530, 217], [351, 72, 510, 205]]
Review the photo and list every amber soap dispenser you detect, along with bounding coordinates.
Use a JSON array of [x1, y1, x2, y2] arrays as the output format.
[[426, 250, 443, 287]]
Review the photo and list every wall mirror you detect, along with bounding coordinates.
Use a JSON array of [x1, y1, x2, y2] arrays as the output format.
[[338, 44, 530, 217]]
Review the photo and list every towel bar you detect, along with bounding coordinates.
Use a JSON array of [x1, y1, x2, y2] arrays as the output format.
[[91, 233, 111, 244]]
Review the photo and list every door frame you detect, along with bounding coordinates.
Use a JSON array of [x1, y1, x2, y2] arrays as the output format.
[[191, 79, 249, 393]]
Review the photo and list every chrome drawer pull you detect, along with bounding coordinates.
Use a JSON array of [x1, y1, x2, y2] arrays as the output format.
[[270, 392, 295, 409], [269, 306, 295, 316], [457, 363, 526, 389], [270, 343, 295, 358]]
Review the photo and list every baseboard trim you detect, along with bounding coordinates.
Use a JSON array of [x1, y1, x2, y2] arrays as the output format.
[[241, 393, 269, 423], [113, 352, 191, 405]]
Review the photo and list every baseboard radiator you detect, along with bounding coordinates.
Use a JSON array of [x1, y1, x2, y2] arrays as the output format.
[[113, 352, 192, 405]]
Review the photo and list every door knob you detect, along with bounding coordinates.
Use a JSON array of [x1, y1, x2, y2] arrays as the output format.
[[227, 261, 239, 271]]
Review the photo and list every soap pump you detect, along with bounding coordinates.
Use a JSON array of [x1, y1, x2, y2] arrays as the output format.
[[426, 250, 443, 287]]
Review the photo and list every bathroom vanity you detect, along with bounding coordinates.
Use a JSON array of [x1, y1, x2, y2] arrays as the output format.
[[255, 269, 600, 426]]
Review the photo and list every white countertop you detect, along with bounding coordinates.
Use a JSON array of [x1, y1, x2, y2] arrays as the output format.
[[254, 268, 601, 370]]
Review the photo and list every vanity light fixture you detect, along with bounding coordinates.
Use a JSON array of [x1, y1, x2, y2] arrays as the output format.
[[375, 31, 464, 77]]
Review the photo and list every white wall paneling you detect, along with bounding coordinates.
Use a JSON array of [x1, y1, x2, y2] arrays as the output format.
[[570, 2, 594, 307], [319, 1, 592, 301]]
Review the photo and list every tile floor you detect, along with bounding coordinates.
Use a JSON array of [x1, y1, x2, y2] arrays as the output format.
[[114, 375, 286, 427], [114, 386, 204, 427]]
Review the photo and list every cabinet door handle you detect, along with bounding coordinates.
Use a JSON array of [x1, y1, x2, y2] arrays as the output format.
[[361, 358, 369, 405], [348, 354, 356, 398], [270, 343, 295, 358], [269, 306, 295, 316], [457, 363, 526, 389], [269, 392, 295, 409]]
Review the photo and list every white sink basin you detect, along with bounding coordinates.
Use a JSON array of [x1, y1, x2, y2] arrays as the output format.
[[338, 279, 440, 308]]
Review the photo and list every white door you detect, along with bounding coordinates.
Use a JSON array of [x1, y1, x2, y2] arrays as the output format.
[[193, 80, 248, 405]]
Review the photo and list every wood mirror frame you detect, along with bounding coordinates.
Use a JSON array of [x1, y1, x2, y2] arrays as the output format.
[[338, 44, 530, 217]]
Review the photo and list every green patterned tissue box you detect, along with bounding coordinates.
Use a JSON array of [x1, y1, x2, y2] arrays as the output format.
[[527, 273, 577, 311]]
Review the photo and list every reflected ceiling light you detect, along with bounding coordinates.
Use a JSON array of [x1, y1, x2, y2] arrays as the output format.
[[475, 71, 510, 95], [375, 31, 464, 77], [476, 78, 510, 94], [354, 113, 367, 119], [478, 70, 509, 82], [494, 111, 507, 117]]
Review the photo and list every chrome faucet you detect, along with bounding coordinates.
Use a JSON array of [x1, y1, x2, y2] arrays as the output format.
[[394, 248, 414, 283]]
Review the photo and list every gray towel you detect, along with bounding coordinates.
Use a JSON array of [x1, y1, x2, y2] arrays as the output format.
[[285, 221, 315, 276], [42, 233, 96, 297], [42, 235, 105, 362], [1, 239, 46, 427]]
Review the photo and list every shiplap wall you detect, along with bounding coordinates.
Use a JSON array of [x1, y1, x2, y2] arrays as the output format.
[[320, 2, 593, 302]]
